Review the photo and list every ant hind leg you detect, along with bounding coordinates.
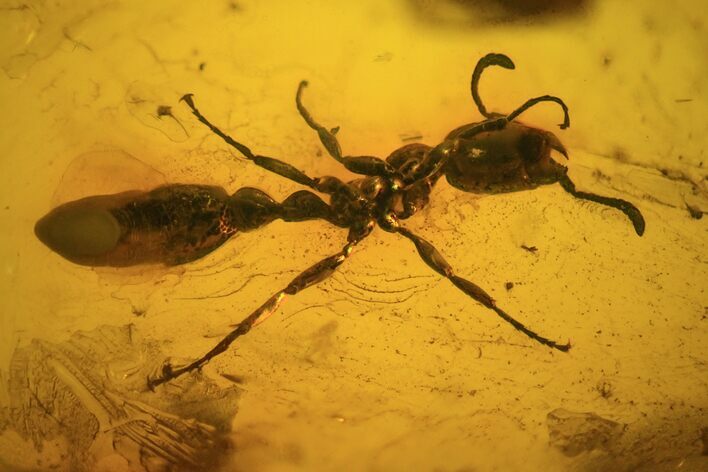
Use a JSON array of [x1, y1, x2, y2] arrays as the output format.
[[147, 239, 361, 389], [394, 223, 571, 352]]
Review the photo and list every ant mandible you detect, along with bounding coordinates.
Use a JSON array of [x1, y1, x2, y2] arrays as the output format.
[[34, 53, 646, 389]]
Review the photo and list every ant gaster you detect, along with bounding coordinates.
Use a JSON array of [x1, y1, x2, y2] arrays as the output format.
[[34, 53, 646, 388]]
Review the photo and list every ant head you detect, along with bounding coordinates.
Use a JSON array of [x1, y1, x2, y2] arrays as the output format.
[[443, 121, 570, 193]]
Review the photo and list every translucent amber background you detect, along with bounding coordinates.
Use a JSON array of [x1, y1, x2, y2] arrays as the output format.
[[0, 0, 706, 470]]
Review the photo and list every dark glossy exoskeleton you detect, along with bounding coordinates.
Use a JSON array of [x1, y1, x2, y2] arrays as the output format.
[[35, 53, 645, 388]]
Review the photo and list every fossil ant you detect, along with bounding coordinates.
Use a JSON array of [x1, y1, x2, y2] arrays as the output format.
[[34, 53, 645, 388]]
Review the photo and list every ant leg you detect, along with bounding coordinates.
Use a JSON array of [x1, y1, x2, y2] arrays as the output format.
[[180, 94, 319, 189], [296, 82, 395, 177], [147, 240, 360, 389], [393, 223, 571, 352], [471, 53, 515, 118], [559, 175, 646, 236], [295, 81, 343, 161], [395, 176, 436, 219]]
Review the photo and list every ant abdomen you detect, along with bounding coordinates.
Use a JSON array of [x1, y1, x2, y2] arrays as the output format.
[[36, 184, 337, 267], [35, 184, 235, 267]]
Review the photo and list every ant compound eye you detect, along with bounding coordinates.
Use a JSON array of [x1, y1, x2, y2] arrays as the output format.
[[518, 132, 544, 162]]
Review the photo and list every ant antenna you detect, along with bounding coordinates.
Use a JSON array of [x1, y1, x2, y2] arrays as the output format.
[[471, 53, 571, 129], [471, 53, 515, 118]]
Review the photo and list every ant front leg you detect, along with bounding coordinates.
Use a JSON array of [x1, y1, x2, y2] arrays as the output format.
[[296, 81, 395, 178], [147, 239, 361, 389], [388, 220, 570, 352], [558, 175, 646, 236]]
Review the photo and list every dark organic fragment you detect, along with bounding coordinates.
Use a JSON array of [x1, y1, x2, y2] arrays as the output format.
[[0, 325, 241, 471], [547, 408, 625, 457]]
